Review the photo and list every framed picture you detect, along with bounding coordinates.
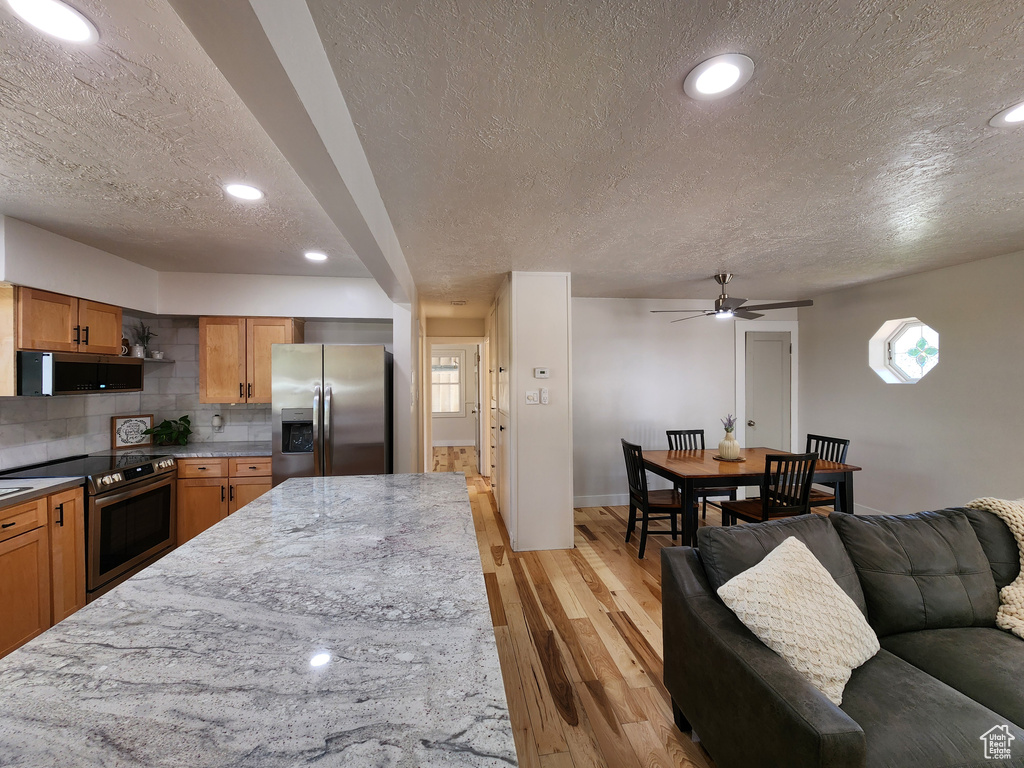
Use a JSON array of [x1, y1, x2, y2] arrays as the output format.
[[111, 415, 153, 449]]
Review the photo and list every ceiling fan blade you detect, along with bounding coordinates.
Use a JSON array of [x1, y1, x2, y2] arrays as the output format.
[[649, 309, 708, 314], [733, 310, 764, 320], [740, 299, 814, 312], [720, 296, 748, 310], [670, 312, 714, 323]]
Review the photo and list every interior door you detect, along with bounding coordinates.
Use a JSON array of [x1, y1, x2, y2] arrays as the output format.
[[473, 347, 481, 468], [745, 331, 791, 451]]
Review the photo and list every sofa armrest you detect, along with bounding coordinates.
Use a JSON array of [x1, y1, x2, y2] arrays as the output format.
[[662, 547, 866, 768]]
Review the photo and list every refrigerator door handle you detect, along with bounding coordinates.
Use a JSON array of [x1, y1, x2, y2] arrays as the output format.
[[324, 386, 333, 474], [313, 384, 322, 476]]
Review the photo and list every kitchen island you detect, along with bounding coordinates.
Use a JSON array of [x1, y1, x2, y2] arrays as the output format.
[[0, 473, 516, 767]]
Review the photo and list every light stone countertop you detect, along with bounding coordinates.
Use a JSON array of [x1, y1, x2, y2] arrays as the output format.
[[0, 473, 516, 767], [92, 441, 272, 458], [0, 477, 84, 507]]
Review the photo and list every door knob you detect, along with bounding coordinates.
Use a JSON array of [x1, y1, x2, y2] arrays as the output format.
[[747, 420, 756, 427]]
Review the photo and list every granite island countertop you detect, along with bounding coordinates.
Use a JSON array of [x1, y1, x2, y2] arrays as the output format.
[[0, 473, 516, 767]]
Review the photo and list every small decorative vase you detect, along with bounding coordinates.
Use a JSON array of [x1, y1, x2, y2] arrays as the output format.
[[130, 344, 145, 358], [718, 431, 740, 460]]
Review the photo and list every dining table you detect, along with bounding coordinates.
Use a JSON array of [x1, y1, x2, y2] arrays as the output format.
[[642, 446, 862, 546]]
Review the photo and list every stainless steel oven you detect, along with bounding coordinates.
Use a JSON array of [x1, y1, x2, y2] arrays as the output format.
[[88, 465, 176, 600], [1, 453, 177, 602]]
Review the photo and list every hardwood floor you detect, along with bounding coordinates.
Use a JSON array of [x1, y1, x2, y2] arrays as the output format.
[[432, 446, 716, 768]]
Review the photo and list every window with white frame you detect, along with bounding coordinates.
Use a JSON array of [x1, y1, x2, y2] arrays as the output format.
[[869, 317, 939, 384], [431, 350, 466, 415]]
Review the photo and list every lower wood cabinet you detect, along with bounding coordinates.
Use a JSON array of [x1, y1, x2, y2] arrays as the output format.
[[48, 488, 86, 624], [0, 498, 52, 658], [176, 457, 271, 545]]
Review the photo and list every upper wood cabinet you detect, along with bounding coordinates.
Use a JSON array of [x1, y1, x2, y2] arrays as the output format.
[[199, 317, 303, 404], [18, 288, 122, 355]]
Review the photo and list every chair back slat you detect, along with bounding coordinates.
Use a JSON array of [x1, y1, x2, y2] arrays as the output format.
[[621, 439, 649, 506], [761, 452, 818, 517], [666, 429, 704, 451], [805, 434, 850, 464]]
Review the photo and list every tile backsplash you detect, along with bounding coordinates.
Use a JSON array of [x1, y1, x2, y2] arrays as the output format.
[[0, 316, 270, 470]]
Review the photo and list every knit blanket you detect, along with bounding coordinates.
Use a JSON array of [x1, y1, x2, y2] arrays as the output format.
[[966, 497, 1024, 639]]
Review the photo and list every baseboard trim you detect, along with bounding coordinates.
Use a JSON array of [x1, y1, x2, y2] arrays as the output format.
[[574, 493, 629, 508]]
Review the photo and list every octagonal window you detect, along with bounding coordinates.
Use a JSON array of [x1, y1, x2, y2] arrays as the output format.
[[869, 317, 939, 384]]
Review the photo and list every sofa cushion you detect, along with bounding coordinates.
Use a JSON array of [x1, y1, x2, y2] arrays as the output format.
[[830, 510, 999, 636], [956, 506, 1022, 590], [882, 627, 1024, 728], [716, 537, 879, 705], [697, 513, 867, 614], [840, 649, 1024, 767]]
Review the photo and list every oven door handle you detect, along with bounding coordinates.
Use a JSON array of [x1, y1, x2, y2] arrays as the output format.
[[91, 474, 175, 508]]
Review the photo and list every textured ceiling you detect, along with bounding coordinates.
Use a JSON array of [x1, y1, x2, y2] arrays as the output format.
[[308, 0, 1024, 305], [0, 0, 370, 278]]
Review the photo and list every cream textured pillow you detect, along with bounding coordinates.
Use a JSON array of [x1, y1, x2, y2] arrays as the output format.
[[717, 536, 879, 705]]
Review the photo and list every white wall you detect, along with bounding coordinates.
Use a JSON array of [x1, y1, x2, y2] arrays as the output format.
[[572, 298, 739, 507], [430, 342, 478, 447], [509, 272, 574, 550], [799, 250, 1024, 513]]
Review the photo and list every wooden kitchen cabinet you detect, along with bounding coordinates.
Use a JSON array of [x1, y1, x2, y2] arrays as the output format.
[[0, 498, 51, 658], [48, 488, 86, 624], [176, 457, 272, 543], [176, 477, 228, 546], [199, 317, 303, 404], [18, 288, 122, 355]]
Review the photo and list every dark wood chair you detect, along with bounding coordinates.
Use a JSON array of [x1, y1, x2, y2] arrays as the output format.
[[622, 439, 687, 559], [666, 429, 737, 520], [720, 452, 818, 525], [805, 434, 851, 511]]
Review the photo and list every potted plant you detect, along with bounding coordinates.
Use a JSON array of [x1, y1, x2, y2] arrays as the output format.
[[144, 415, 192, 446], [133, 320, 158, 356], [718, 414, 740, 460]]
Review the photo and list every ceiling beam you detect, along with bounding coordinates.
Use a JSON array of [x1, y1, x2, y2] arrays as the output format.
[[167, 0, 415, 304]]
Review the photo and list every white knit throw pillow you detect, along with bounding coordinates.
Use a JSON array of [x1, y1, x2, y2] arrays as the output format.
[[717, 536, 880, 705]]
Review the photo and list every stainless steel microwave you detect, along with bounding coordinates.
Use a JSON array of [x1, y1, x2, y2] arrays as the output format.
[[17, 351, 143, 396]]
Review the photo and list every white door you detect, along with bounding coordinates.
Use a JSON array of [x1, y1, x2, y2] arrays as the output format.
[[745, 331, 791, 451], [473, 347, 482, 470]]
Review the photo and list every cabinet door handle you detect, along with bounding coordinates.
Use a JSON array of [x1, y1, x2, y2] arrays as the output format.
[[82, 326, 90, 345], [499, 425, 505, 431], [248, 466, 258, 470], [247, 382, 252, 399], [221, 485, 226, 502], [73, 325, 81, 344], [197, 466, 207, 471], [239, 382, 244, 399], [229, 485, 234, 501], [1, 521, 15, 529], [56, 502, 65, 527]]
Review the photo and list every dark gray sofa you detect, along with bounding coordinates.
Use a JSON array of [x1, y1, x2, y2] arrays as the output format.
[[662, 508, 1024, 768]]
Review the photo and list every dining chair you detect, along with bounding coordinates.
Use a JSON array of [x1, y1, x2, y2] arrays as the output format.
[[805, 434, 850, 512], [621, 439, 687, 559], [720, 452, 818, 525], [666, 429, 737, 520]]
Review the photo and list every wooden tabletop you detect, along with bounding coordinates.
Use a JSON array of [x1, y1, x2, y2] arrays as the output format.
[[643, 447, 862, 479]]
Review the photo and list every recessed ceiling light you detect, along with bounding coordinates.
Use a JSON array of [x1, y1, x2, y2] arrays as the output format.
[[683, 54, 755, 101], [6, 0, 98, 43], [990, 101, 1024, 128], [304, 251, 328, 262], [224, 183, 263, 201]]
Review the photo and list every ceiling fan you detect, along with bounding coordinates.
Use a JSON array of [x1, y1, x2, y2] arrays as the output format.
[[651, 273, 813, 322]]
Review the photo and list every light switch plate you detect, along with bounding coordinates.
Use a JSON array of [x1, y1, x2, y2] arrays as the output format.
[[525, 390, 540, 404]]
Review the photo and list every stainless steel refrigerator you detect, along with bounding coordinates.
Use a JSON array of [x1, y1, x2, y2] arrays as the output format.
[[271, 344, 392, 485]]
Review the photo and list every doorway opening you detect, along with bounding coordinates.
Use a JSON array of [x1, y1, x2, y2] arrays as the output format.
[[425, 337, 488, 476]]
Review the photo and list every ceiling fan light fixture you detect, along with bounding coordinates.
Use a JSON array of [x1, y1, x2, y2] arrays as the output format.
[[683, 54, 754, 101], [716, 310, 734, 319], [6, 0, 98, 43], [990, 101, 1024, 127]]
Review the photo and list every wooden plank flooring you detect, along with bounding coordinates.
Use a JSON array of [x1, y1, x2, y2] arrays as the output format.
[[432, 446, 715, 768]]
